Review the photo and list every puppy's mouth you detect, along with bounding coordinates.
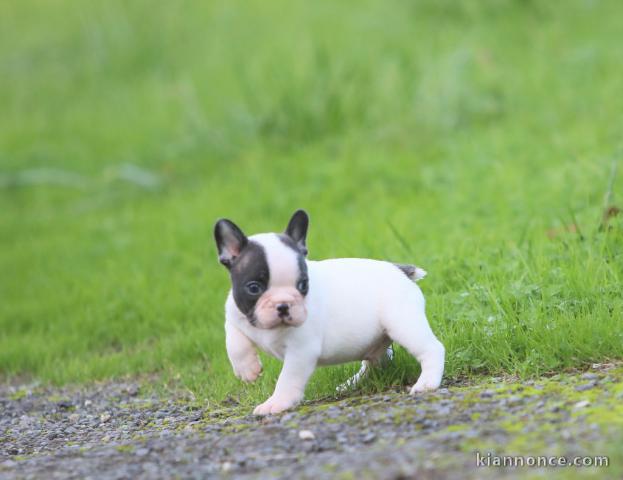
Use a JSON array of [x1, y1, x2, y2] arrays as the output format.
[[278, 316, 304, 327], [248, 314, 305, 329]]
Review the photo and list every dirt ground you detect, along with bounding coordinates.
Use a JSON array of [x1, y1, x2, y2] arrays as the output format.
[[1, 364, 622, 479]]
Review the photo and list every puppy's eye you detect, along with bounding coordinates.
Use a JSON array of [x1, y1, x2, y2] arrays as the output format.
[[245, 281, 264, 296], [296, 278, 308, 294]]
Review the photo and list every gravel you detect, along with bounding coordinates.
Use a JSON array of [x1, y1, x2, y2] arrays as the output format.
[[1, 364, 621, 479]]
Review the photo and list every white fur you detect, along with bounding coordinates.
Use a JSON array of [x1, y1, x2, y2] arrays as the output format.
[[223, 234, 445, 415]]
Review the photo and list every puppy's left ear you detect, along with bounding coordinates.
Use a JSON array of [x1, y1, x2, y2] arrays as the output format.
[[285, 209, 309, 256]]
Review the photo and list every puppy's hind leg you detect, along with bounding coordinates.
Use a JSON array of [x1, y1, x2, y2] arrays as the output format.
[[383, 299, 445, 394], [408, 337, 445, 394]]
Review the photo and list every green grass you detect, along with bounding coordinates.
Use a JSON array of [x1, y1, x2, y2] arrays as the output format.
[[1, 0, 622, 406]]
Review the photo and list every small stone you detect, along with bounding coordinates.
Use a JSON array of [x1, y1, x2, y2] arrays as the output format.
[[581, 372, 599, 380], [84, 400, 92, 407], [135, 447, 149, 457], [480, 390, 494, 398], [68, 413, 80, 423], [126, 385, 139, 396], [221, 462, 233, 472], [2, 460, 17, 468], [575, 383, 595, 392], [57, 401, 73, 410], [101, 435, 111, 443], [100, 412, 111, 423], [573, 400, 591, 409], [362, 432, 376, 443], [436, 406, 452, 416], [298, 430, 315, 441], [19, 415, 34, 426], [281, 412, 297, 423]]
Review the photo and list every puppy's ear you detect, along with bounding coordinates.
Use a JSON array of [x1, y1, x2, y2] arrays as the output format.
[[214, 219, 248, 268], [285, 209, 309, 256]]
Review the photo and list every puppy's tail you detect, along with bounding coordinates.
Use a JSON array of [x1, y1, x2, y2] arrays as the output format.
[[393, 263, 427, 282]]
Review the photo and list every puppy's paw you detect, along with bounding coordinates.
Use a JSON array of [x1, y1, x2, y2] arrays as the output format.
[[233, 357, 262, 383], [409, 376, 441, 394], [253, 394, 300, 416]]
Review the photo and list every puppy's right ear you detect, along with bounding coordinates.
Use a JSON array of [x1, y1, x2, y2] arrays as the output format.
[[214, 219, 248, 268]]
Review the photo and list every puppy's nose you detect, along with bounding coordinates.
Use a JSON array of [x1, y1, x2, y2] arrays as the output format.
[[276, 303, 290, 317]]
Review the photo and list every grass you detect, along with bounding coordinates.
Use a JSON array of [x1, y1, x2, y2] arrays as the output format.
[[1, 0, 622, 406]]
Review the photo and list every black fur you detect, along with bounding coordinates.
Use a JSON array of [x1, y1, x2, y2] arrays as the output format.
[[230, 240, 270, 319], [393, 263, 417, 280], [214, 219, 248, 268], [284, 209, 309, 256], [278, 234, 309, 296]]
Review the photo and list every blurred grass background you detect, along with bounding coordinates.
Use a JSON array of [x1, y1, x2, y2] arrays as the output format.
[[1, 0, 622, 405]]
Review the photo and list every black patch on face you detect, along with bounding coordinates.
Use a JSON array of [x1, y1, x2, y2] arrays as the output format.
[[278, 234, 304, 256], [230, 240, 270, 320], [278, 234, 309, 296]]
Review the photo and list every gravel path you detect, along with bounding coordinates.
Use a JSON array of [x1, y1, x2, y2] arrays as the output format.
[[1, 364, 621, 479]]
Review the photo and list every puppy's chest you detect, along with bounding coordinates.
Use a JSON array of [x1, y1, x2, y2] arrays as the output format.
[[238, 321, 289, 360]]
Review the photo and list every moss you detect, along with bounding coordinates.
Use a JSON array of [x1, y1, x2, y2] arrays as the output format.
[[296, 402, 332, 415], [574, 403, 623, 428], [445, 424, 469, 433], [219, 422, 255, 434], [457, 391, 481, 406], [390, 408, 418, 426], [9, 390, 27, 401], [501, 433, 548, 455], [115, 445, 134, 454], [335, 472, 356, 480]]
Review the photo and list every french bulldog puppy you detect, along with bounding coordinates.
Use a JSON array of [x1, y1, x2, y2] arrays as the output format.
[[214, 210, 445, 415]]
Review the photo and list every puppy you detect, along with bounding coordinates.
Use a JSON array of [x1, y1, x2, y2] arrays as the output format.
[[214, 210, 445, 415]]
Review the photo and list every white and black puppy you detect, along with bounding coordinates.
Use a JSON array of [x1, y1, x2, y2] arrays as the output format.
[[214, 210, 445, 415]]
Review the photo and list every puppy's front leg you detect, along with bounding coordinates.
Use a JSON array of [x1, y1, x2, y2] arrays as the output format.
[[253, 351, 317, 416], [225, 321, 262, 382]]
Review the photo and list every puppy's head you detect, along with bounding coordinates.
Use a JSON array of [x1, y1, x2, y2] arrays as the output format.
[[214, 210, 309, 329]]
